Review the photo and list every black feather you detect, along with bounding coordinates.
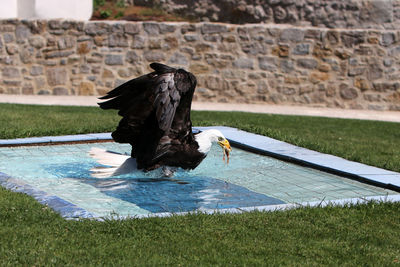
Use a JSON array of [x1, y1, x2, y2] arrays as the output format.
[[98, 63, 202, 171], [150, 63, 176, 74]]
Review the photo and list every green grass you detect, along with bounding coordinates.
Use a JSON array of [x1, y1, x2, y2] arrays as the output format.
[[0, 104, 118, 139], [0, 103, 400, 265], [1, 186, 399, 266], [1, 103, 399, 172]]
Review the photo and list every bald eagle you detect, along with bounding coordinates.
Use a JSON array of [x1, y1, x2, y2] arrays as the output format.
[[90, 63, 231, 178]]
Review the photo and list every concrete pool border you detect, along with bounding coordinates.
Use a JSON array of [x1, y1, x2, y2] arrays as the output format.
[[0, 126, 399, 219]]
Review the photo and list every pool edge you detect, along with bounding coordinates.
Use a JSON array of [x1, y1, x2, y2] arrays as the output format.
[[0, 172, 97, 220], [195, 126, 400, 192], [1, 126, 400, 220]]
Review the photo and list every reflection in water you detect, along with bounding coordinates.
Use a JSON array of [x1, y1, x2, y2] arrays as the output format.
[[44, 162, 285, 213]]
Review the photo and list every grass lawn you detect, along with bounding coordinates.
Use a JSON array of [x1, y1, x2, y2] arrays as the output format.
[[0, 103, 399, 265]]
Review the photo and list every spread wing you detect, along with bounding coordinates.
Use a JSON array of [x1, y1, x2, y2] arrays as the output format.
[[98, 63, 197, 170]]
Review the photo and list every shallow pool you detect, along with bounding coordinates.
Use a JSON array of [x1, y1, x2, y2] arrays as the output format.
[[0, 141, 396, 218]]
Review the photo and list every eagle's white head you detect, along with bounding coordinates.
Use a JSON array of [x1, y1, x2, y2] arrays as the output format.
[[195, 129, 232, 159]]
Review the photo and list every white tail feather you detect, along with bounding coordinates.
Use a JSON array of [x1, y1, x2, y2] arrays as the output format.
[[89, 147, 138, 178]]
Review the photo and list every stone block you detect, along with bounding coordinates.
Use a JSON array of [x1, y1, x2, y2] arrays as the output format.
[[143, 22, 160, 35], [233, 58, 253, 69], [38, 89, 50, 95], [78, 81, 95, 95], [364, 94, 381, 102], [380, 32, 395, 47], [84, 22, 110, 36], [6, 87, 21, 94], [334, 49, 351, 60], [355, 45, 373, 56], [46, 68, 67, 86], [326, 31, 340, 44], [77, 42, 92, 54], [126, 51, 140, 64], [6, 44, 18, 55], [117, 67, 141, 78], [340, 31, 365, 48], [195, 43, 213, 53], [124, 23, 140, 35], [383, 58, 393, 67], [203, 34, 222, 42], [19, 47, 34, 63], [28, 36, 46, 48], [108, 33, 129, 47], [3, 33, 14, 43], [22, 83, 34, 94], [102, 69, 114, 79], [368, 0, 393, 24], [284, 76, 301, 85], [272, 44, 289, 57], [373, 82, 399, 92], [148, 39, 161, 49], [348, 67, 365, 77], [53, 87, 69, 95], [45, 50, 74, 59], [205, 76, 219, 90], [15, 25, 31, 43], [387, 92, 400, 103], [280, 59, 294, 73], [309, 72, 330, 83], [58, 37, 75, 50], [354, 78, 370, 91], [2, 67, 20, 78], [293, 43, 310, 55], [280, 86, 296, 95], [168, 52, 189, 65], [184, 34, 199, 42], [258, 56, 277, 71], [3, 80, 21, 86], [279, 28, 304, 42], [340, 84, 358, 100], [30, 66, 44, 76], [189, 64, 209, 74], [367, 66, 383, 80], [297, 58, 318, 69], [105, 54, 124, 65], [159, 23, 176, 33], [131, 35, 146, 49], [299, 85, 313, 95], [144, 51, 165, 62], [318, 63, 330, 72], [257, 80, 269, 93], [201, 23, 228, 34], [35, 77, 46, 89], [241, 42, 267, 55]]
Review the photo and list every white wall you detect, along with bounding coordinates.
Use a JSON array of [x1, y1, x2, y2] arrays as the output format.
[[0, 0, 93, 20], [18, 0, 35, 19], [35, 0, 93, 20], [0, 0, 18, 18]]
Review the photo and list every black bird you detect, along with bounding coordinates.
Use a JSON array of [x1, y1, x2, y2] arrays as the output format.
[[89, 63, 231, 178]]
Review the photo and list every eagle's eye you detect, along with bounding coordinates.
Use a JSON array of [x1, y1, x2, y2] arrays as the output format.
[[218, 137, 224, 142]]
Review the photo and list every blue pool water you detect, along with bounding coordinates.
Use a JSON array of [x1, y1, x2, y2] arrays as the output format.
[[0, 142, 396, 218]]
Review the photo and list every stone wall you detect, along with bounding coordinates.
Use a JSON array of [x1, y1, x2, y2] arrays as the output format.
[[130, 0, 400, 29], [0, 19, 400, 110]]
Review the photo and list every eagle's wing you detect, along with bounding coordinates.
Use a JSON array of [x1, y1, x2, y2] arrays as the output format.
[[98, 63, 196, 169]]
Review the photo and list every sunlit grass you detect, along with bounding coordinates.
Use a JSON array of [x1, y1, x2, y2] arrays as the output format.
[[0, 185, 399, 265], [1, 103, 399, 265]]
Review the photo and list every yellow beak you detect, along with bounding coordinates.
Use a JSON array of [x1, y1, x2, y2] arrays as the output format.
[[218, 139, 232, 152]]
